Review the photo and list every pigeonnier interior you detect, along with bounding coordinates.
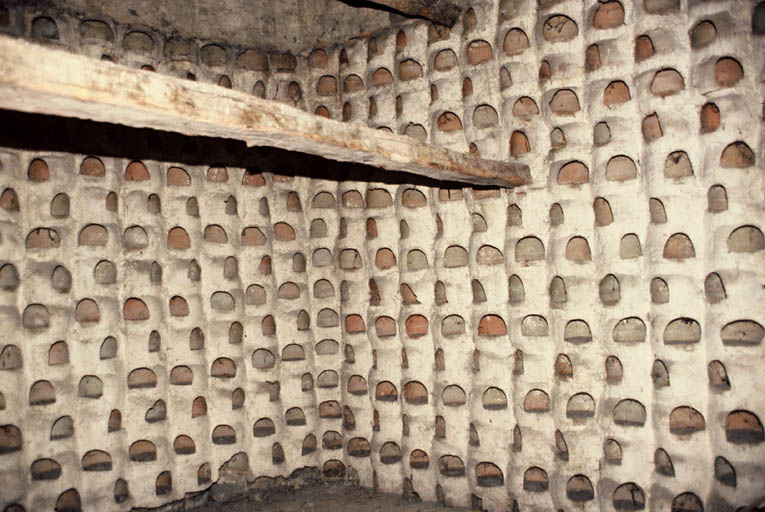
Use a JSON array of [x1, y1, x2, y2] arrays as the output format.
[[0, 0, 764, 511]]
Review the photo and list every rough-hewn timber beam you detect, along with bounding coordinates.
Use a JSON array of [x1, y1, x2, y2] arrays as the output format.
[[0, 35, 529, 188], [350, 0, 463, 27]]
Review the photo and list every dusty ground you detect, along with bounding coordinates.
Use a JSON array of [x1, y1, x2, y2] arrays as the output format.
[[184, 483, 469, 512]]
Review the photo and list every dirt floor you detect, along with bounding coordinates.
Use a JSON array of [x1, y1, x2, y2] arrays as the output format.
[[184, 483, 469, 512]]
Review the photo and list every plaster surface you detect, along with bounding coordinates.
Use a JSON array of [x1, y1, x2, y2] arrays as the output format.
[[0, 1, 763, 511], [3, 0, 394, 53]]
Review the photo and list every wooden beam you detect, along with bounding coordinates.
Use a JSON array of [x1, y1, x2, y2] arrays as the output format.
[[354, 0, 463, 27], [0, 35, 529, 188]]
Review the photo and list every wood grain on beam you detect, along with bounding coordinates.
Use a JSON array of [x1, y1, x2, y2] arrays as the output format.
[[355, 0, 463, 26], [0, 35, 529, 188]]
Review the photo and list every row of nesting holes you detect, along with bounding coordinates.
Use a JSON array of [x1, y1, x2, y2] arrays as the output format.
[[18, 0, 765, 46], [21, 224, 765, 262], [0, 482, 723, 512], [0, 260, 755, 310], [5, 282, 762, 440], [14, 156, 762, 258], [19, 7, 763, 147], [13, 151, 756, 197], [0, 329, 757, 397], [1, 405, 760, 506], [9, 301, 763, 343], [282, 5, 750, 147], [22, 3, 761, 69], [284, 63, 746, 148], [10, 365, 763, 433], [0, 335, 751, 399]]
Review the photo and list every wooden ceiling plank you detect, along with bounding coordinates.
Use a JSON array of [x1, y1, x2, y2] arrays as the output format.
[[0, 35, 529, 187]]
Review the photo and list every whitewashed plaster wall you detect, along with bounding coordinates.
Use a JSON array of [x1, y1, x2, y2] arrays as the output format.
[[0, 0, 763, 511]]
